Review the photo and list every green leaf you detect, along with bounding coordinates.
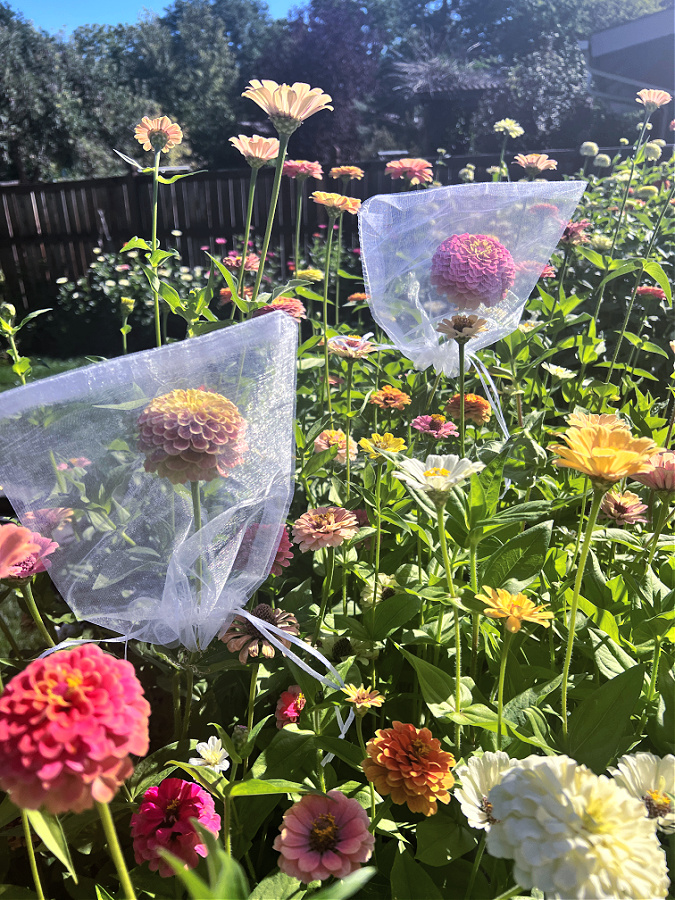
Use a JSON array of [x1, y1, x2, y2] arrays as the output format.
[[642, 260, 672, 306], [567, 664, 645, 772], [415, 817, 476, 866], [371, 592, 422, 640], [95, 887, 115, 900], [147, 248, 179, 267], [302, 445, 338, 478], [249, 872, 304, 900], [121, 236, 152, 252], [159, 850, 217, 899], [25, 809, 78, 883], [156, 169, 206, 184], [479, 520, 552, 591], [158, 281, 184, 313], [396, 645, 470, 718], [311, 868, 376, 899], [227, 778, 307, 797], [12, 357, 30, 376], [576, 594, 620, 643], [391, 849, 442, 900]]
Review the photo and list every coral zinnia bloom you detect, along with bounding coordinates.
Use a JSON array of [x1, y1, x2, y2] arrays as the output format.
[[359, 432, 407, 459], [230, 134, 280, 168], [314, 428, 358, 464], [370, 385, 411, 410], [134, 116, 183, 153], [292, 507, 359, 552], [252, 296, 306, 321], [275, 685, 306, 729], [636, 89, 672, 113], [3, 531, 59, 581], [311, 191, 361, 215], [636, 285, 667, 300], [342, 683, 384, 716], [385, 158, 433, 185], [0, 644, 150, 813], [131, 778, 221, 878], [137, 387, 247, 485], [411, 414, 458, 440], [633, 449, 675, 493], [445, 393, 492, 425], [513, 153, 558, 176], [328, 334, 376, 359], [242, 80, 333, 133], [550, 425, 656, 487], [600, 490, 648, 526], [274, 790, 374, 882], [363, 721, 455, 816], [476, 586, 553, 633], [219, 603, 299, 664], [330, 165, 365, 181], [219, 286, 254, 306], [283, 159, 323, 179], [347, 292, 369, 303], [431, 233, 515, 309], [436, 314, 488, 341], [0, 523, 39, 580]]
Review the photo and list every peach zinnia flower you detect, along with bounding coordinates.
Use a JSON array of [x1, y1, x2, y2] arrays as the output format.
[[363, 721, 455, 816], [633, 449, 675, 494], [566, 410, 628, 431], [550, 425, 656, 487], [242, 80, 333, 133], [359, 432, 407, 459], [636, 89, 672, 113], [600, 490, 648, 526], [137, 387, 247, 484], [476, 586, 554, 633], [3, 531, 58, 581], [230, 134, 280, 168], [219, 603, 299, 664], [370, 385, 411, 410], [292, 507, 359, 552], [327, 334, 376, 359], [0, 523, 39, 580], [134, 116, 183, 153], [314, 428, 358, 464], [430, 234, 515, 309], [311, 191, 361, 216], [385, 158, 433, 185], [0, 644, 150, 813], [330, 165, 365, 181], [252, 296, 306, 322], [514, 153, 558, 176], [274, 790, 374, 883], [283, 159, 323, 179], [445, 393, 492, 425]]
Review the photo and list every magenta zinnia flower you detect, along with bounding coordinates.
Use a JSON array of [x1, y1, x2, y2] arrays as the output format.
[[3, 531, 58, 582], [430, 234, 515, 309], [0, 645, 150, 813], [411, 414, 458, 440], [275, 685, 306, 728], [131, 778, 221, 878], [273, 790, 374, 882]]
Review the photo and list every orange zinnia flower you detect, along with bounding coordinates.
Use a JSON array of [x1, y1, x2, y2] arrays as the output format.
[[513, 153, 557, 176], [311, 192, 361, 216], [229, 134, 280, 168], [363, 721, 455, 816], [369, 385, 411, 410], [242, 80, 333, 133], [476, 586, 554, 633], [636, 89, 672, 113], [445, 393, 492, 425], [330, 165, 365, 181], [385, 158, 433, 185], [0, 524, 40, 581], [550, 425, 656, 487], [134, 116, 183, 153]]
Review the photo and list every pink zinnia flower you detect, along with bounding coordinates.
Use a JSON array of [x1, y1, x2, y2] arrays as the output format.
[[430, 234, 515, 309], [224, 251, 260, 272], [273, 790, 374, 882], [4, 531, 58, 581], [411, 414, 458, 440], [314, 429, 358, 464], [292, 507, 358, 552], [0, 645, 150, 813], [283, 159, 323, 180], [636, 285, 667, 301], [131, 778, 221, 878], [600, 490, 648, 526], [0, 524, 39, 580], [252, 296, 306, 322], [539, 264, 556, 279], [633, 450, 675, 493], [385, 158, 433, 185], [560, 219, 592, 246], [23, 508, 74, 542], [275, 685, 306, 728], [235, 524, 293, 576]]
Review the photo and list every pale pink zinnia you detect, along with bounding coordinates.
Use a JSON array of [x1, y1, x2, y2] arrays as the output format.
[[273, 790, 374, 883], [4, 531, 59, 581], [385, 158, 433, 185], [633, 450, 675, 493], [430, 233, 515, 309], [283, 159, 324, 180], [131, 778, 221, 878], [230, 134, 280, 168], [292, 507, 359, 552], [223, 251, 260, 272], [0, 644, 150, 813], [411, 414, 458, 440], [314, 429, 358, 464], [600, 490, 648, 526], [252, 296, 306, 322], [0, 524, 39, 580], [275, 685, 306, 728]]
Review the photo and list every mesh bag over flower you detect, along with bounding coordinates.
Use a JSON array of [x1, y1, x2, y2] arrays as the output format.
[[358, 181, 585, 375], [0, 313, 297, 650]]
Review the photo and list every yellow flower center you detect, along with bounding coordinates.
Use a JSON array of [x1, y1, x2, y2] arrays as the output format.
[[645, 789, 672, 818], [424, 468, 450, 478], [309, 813, 339, 852], [581, 797, 613, 835]]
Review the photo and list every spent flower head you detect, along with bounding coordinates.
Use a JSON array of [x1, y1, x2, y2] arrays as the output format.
[[436, 314, 488, 342], [580, 141, 599, 157]]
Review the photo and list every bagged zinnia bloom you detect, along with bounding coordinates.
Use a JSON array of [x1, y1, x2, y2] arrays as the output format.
[[0, 314, 297, 650], [358, 181, 585, 377]]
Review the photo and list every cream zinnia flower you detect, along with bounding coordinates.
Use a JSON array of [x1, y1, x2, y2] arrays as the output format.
[[453, 751, 515, 831], [242, 80, 333, 134], [494, 118, 524, 139], [487, 754, 670, 900], [394, 454, 484, 504], [189, 736, 230, 774], [608, 753, 675, 834]]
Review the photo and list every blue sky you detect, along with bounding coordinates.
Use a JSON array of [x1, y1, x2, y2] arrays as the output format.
[[14, 0, 293, 33]]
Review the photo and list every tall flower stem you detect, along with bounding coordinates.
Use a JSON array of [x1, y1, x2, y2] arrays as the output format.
[[435, 503, 462, 750], [251, 133, 291, 303], [355, 716, 377, 822], [180, 659, 195, 742], [7, 332, 26, 385], [496, 630, 513, 751], [498, 135, 508, 182], [334, 214, 343, 327], [293, 179, 304, 274], [561, 488, 604, 739], [19, 582, 55, 647], [151, 149, 162, 349], [638, 635, 663, 733], [469, 538, 480, 679], [345, 361, 354, 499], [312, 546, 335, 645], [21, 812, 45, 900], [465, 833, 486, 900], [458, 341, 466, 457], [191, 481, 203, 597], [238, 167, 259, 298], [96, 800, 137, 900], [604, 265, 644, 385], [321, 218, 337, 424], [243, 660, 260, 776], [645, 496, 671, 569]]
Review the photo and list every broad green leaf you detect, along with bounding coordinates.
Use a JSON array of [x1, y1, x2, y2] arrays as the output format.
[[371, 592, 422, 640], [227, 778, 307, 797], [158, 281, 183, 313], [249, 871, 304, 900], [396, 645, 471, 718], [311, 867, 376, 899], [95, 887, 115, 900], [642, 260, 672, 306], [479, 520, 552, 591], [415, 817, 476, 866], [121, 236, 152, 252], [302, 445, 339, 478], [575, 594, 620, 643], [25, 809, 78, 883], [391, 849, 442, 900]]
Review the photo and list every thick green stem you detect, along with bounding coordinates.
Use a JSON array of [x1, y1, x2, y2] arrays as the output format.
[[436, 503, 461, 749], [469, 539, 480, 679], [561, 489, 604, 739], [238, 167, 259, 299], [293, 178, 303, 274], [639, 635, 663, 732], [313, 547, 335, 645], [497, 630, 513, 751], [321, 218, 337, 424], [96, 800, 137, 900], [425, 370, 443, 413], [646, 496, 671, 569], [334, 214, 343, 326], [180, 661, 195, 742], [8, 332, 27, 385], [605, 265, 644, 385], [20, 582, 55, 647], [191, 481, 203, 600], [151, 150, 162, 349], [458, 341, 466, 457], [464, 833, 486, 900], [345, 361, 354, 499], [21, 812, 46, 900], [251, 133, 291, 303]]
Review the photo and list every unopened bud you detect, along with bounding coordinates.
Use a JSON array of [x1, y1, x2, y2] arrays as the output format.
[[120, 296, 136, 315]]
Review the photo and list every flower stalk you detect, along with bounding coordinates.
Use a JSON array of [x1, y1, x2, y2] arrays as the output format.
[[238, 167, 259, 301], [96, 800, 138, 900], [251, 132, 291, 303]]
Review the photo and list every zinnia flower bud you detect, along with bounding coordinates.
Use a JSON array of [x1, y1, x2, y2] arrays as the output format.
[[580, 141, 599, 157], [593, 153, 612, 168]]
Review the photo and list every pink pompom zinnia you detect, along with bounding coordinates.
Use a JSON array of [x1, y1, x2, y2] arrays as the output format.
[[131, 778, 221, 878], [273, 790, 374, 883], [430, 233, 515, 309], [275, 685, 306, 728], [4, 531, 59, 581], [0, 644, 150, 813], [411, 414, 458, 440]]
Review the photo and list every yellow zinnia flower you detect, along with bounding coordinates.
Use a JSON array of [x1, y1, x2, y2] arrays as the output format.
[[342, 684, 384, 716], [550, 425, 656, 487], [359, 433, 407, 459], [476, 586, 554, 633]]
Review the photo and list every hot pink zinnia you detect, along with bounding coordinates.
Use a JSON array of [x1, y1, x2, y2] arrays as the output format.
[[636, 285, 667, 301], [633, 450, 675, 493], [131, 778, 221, 878], [283, 159, 323, 180], [0, 644, 150, 813], [273, 790, 374, 883], [275, 685, 306, 728], [4, 531, 59, 581], [411, 414, 458, 440], [430, 233, 515, 309]]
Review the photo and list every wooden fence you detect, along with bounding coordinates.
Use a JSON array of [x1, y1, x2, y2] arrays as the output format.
[[0, 149, 600, 307]]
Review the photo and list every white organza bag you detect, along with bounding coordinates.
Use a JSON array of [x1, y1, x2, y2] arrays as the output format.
[[358, 181, 586, 378], [0, 312, 297, 651]]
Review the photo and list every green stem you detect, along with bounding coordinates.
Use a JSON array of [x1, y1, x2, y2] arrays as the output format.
[[191, 481, 203, 601], [356, 715, 377, 824], [435, 503, 461, 749], [458, 341, 466, 457], [8, 332, 27, 385], [464, 833, 486, 900], [19, 582, 55, 647], [371, 465, 383, 634], [121, 316, 129, 355], [497, 630, 513, 751], [294, 178, 303, 274], [646, 495, 670, 569], [21, 811, 46, 900], [238, 167, 259, 300], [345, 361, 354, 499], [151, 149, 162, 349], [251, 133, 291, 303], [604, 264, 644, 385], [180, 661, 195, 742], [96, 801, 137, 900], [498, 135, 508, 182], [638, 635, 663, 732], [172, 670, 182, 742], [313, 546, 335, 645], [247, 660, 259, 734], [223, 795, 232, 855], [425, 370, 443, 413], [561, 489, 604, 739], [334, 214, 343, 327], [321, 217, 337, 425], [469, 539, 480, 680]]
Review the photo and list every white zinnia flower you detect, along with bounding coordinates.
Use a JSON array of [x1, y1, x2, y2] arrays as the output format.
[[394, 453, 484, 504], [486, 754, 669, 900], [608, 752, 675, 833], [542, 362, 575, 380], [188, 736, 230, 774], [453, 751, 514, 831]]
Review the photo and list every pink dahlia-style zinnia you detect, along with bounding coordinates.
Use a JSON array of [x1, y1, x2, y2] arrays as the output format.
[[275, 684, 306, 728], [411, 414, 458, 440], [251, 296, 306, 322], [131, 778, 221, 878], [292, 507, 359, 552], [0, 644, 150, 814], [273, 790, 374, 883], [430, 233, 516, 309], [633, 449, 675, 494], [0, 524, 39, 580], [314, 428, 358, 464], [283, 159, 324, 180], [3, 531, 59, 582], [235, 524, 294, 576], [137, 387, 247, 484], [385, 158, 433, 185]]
